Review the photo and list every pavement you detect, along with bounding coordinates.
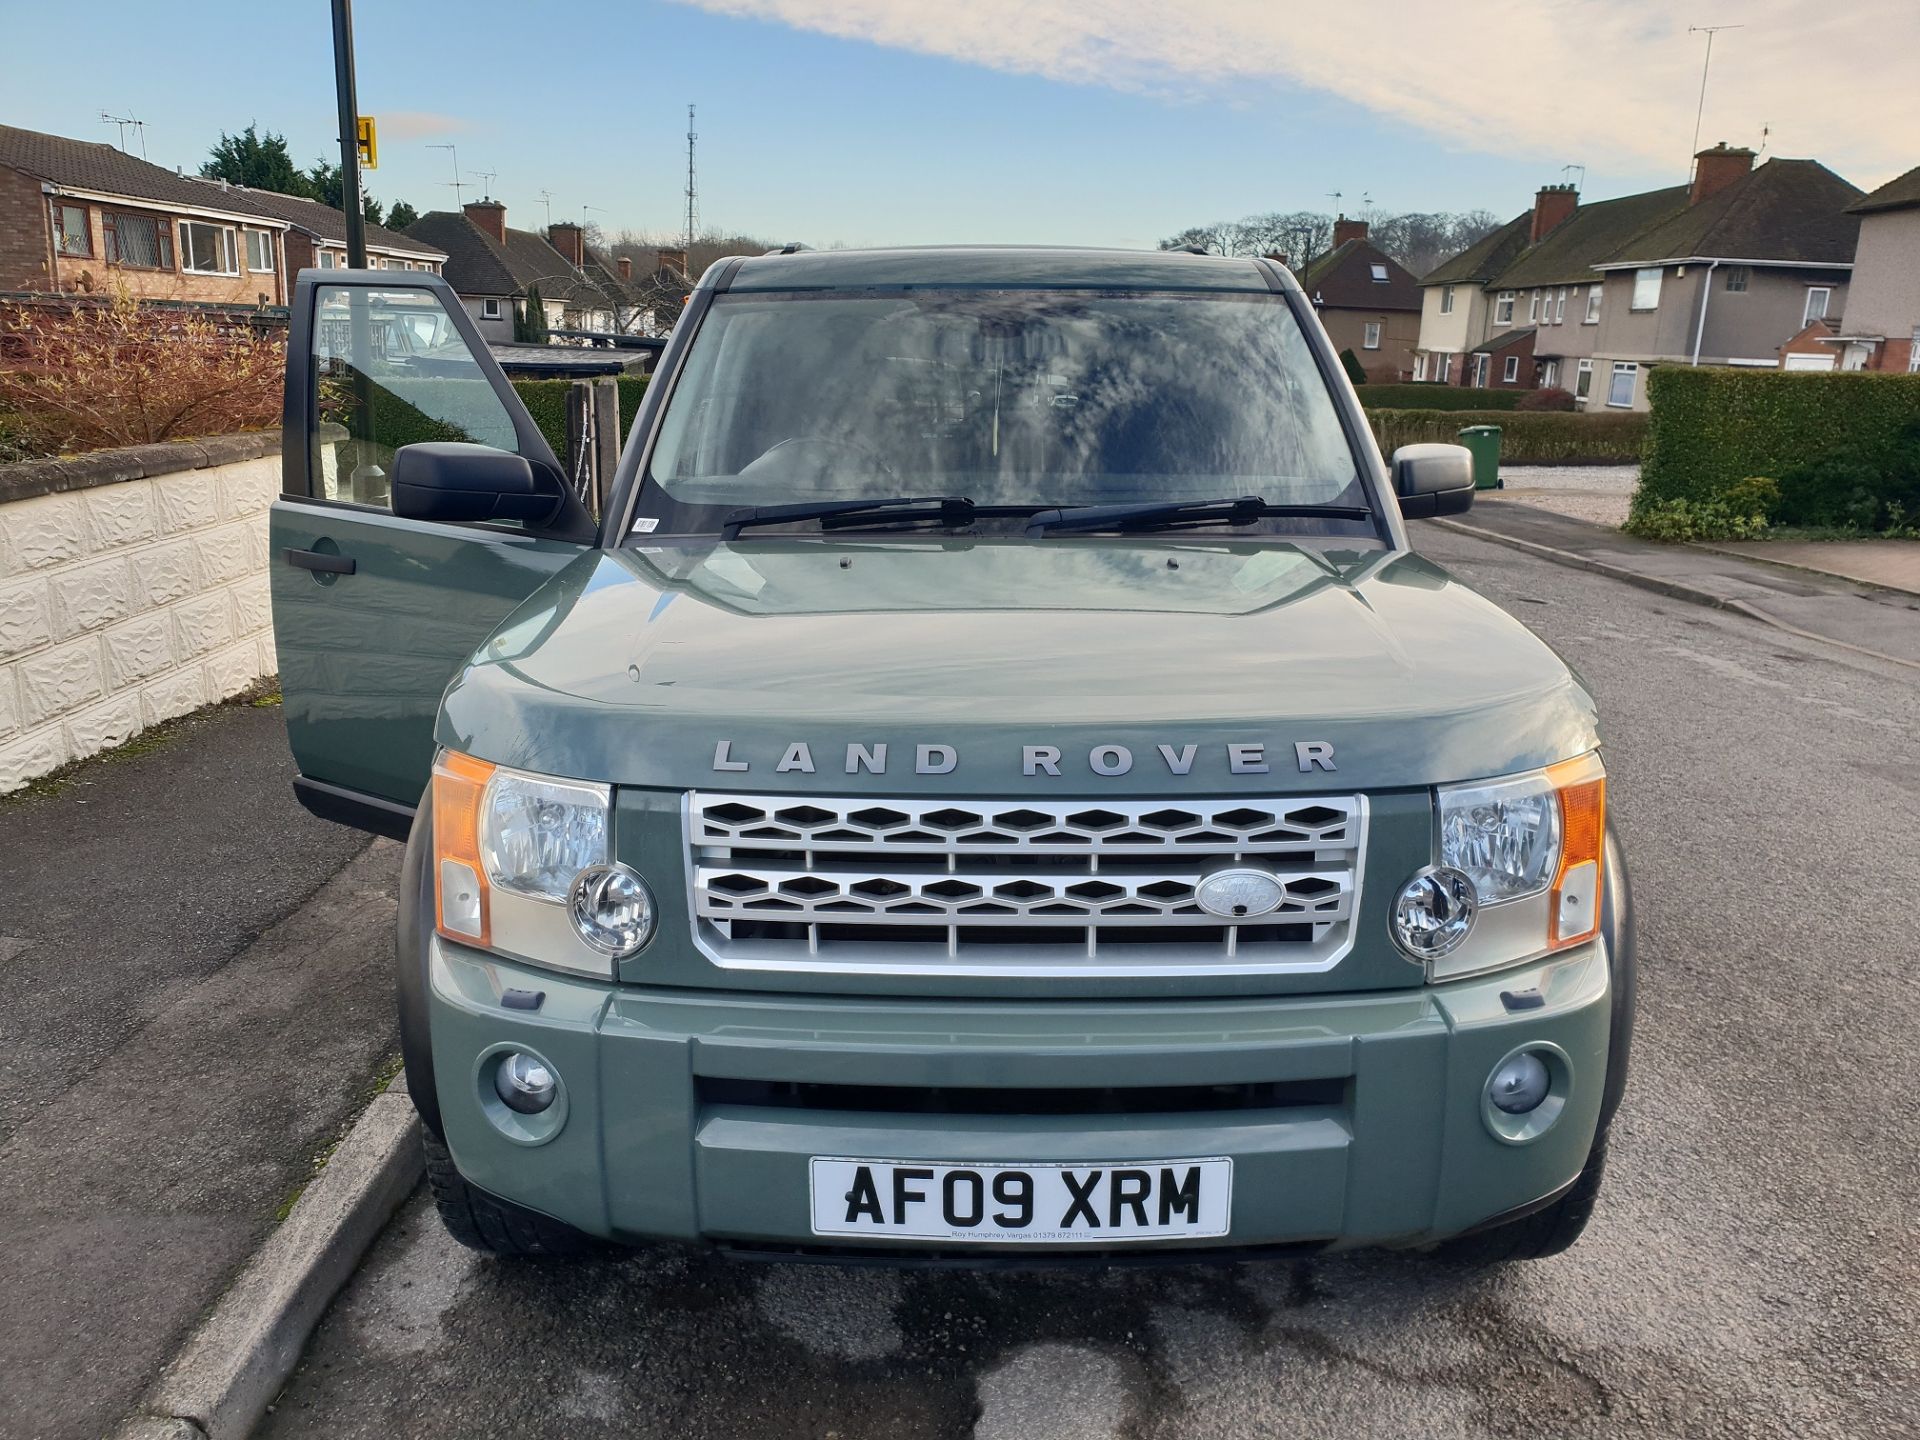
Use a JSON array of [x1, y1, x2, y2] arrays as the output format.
[[0, 702, 400, 1440], [1706, 537, 1920, 596], [250, 522, 1920, 1440], [1447, 497, 1920, 667]]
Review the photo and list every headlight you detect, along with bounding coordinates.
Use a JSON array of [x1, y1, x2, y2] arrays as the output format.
[[1411, 753, 1606, 979], [483, 771, 608, 900], [432, 751, 651, 975]]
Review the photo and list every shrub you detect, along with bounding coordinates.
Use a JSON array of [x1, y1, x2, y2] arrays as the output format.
[[1622, 497, 1770, 543], [1516, 386, 1575, 412], [1638, 366, 1920, 517], [0, 288, 284, 452], [1369, 408, 1646, 465], [1340, 348, 1367, 386], [1772, 416, 1920, 532], [1357, 384, 1526, 412]]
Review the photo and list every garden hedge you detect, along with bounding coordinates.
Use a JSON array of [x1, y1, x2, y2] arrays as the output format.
[[1357, 385, 1525, 412], [510, 375, 650, 460], [1639, 367, 1920, 507], [1368, 409, 1647, 465]]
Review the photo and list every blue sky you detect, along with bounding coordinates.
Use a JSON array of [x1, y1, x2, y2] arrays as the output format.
[[3, 0, 1911, 249]]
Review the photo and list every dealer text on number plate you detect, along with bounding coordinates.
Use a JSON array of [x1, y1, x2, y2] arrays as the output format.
[[808, 1157, 1233, 1243]]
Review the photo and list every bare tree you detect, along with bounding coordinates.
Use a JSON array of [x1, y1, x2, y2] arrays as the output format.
[[1162, 208, 1502, 277]]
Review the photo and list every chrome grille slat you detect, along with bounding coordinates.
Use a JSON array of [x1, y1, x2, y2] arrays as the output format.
[[685, 793, 1366, 977]]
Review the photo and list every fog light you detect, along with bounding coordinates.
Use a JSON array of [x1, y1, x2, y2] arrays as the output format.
[[493, 1051, 557, 1114], [1391, 866, 1477, 959], [568, 863, 656, 957], [1488, 1050, 1552, 1114]]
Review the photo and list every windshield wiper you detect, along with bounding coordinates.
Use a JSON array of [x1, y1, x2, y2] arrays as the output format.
[[1025, 495, 1371, 537], [720, 495, 1054, 540], [721, 495, 974, 540]]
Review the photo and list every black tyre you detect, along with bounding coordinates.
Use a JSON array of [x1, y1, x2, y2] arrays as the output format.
[[422, 1131, 608, 1258], [1438, 1134, 1608, 1265]]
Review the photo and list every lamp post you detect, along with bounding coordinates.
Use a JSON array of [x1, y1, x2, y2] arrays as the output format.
[[330, 0, 367, 269]]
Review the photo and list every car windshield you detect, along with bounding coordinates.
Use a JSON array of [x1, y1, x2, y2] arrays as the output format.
[[635, 289, 1372, 538]]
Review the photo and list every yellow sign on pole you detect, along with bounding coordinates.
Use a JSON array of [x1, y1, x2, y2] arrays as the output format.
[[356, 116, 378, 170]]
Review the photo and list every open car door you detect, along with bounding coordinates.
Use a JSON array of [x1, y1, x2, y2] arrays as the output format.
[[271, 270, 596, 836]]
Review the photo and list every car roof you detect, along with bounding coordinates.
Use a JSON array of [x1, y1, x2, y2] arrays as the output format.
[[724, 245, 1279, 293]]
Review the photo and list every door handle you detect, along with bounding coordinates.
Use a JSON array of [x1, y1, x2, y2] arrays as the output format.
[[284, 547, 356, 576]]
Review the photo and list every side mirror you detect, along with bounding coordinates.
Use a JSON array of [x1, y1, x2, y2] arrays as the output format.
[[1391, 443, 1475, 519], [391, 442, 563, 525]]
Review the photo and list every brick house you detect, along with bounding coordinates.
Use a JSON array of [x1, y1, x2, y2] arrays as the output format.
[[201, 184, 444, 277], [0, 124, 293, 307], [1294, 218, 1422, 381], [1822, 164, 1920, 373], [404, 201, 617, 341]]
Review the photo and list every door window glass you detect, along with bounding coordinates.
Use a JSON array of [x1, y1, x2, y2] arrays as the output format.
[[309, 285, 522, 510]]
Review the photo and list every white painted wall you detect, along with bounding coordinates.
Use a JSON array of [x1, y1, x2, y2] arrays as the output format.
[[0, 454, 278, 792]]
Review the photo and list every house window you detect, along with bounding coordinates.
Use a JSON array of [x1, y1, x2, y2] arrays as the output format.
[[244, 229, 275, 273], [1542, 360, 1559, 389], [1585, 286, 1602, 323], [1803, 287, 1831, 325], [1440, 285, 1456, 315], [1472, 354, 1490, 387], [179, 221, 238, 275], [102, 211, 171, 269], [1555, 287, 1568, 324], [1413, 353, 1428, 381], [1494, 291, 1515, 325], [1503, 355, 1521, 383], [1575, 358, 1593, 400], [1910, 328, 1920, 373], [1435, 353, 1452, 384], [1527, 292, 1540, 323], [1725, 265, 1750, 292], [482, 297, 503, 320], [1631, 268, 1662, 311], [1370, 263, 1389, 283], [1607, 361, 1638, 408], [50, 201, 91, 257], [1363, 321, 1382, 350], [316, 250, 336, 269]]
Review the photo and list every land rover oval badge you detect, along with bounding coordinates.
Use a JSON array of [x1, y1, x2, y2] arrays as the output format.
[[1195, 868, 1289, 919]]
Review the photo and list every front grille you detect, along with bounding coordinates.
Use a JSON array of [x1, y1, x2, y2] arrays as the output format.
[[685, 793, 1366, 976]]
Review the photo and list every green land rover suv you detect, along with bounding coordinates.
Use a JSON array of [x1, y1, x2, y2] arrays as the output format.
[[270, 247, 1634, 1263]]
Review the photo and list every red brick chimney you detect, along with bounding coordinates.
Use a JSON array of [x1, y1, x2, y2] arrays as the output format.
[[1332, 216, 1368, 248], [1531, 183, 1579, 243], [1691, 143, 1756, 206], [464, 199, 506, 244], [548, 222, 585, 268], [616, 256, 632, 281], [658, 246, 688, 278]]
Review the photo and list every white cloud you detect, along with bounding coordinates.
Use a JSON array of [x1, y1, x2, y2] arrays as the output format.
[[669, 0, 1918, 187], [379, 111, 473, 142]]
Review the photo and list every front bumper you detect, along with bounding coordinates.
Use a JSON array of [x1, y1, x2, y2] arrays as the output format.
[[429, 940, 1612, 1253]]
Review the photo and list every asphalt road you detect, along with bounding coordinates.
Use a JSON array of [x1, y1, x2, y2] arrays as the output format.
[[0, 703, 396, 1440], [261, 524, 1920, 1440]]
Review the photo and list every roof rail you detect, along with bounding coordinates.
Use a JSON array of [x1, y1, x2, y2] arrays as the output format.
[[765, 242, 810, 255]]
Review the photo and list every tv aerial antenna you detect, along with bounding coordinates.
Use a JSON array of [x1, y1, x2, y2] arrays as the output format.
[[1688, 25, 1745, 164], [472, 170, 498, 202], [429, 143, 463, 205], [100, 111, 147, 159]]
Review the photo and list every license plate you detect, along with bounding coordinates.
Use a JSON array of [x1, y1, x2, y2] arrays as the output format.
[[808, 1157, 1232, 1244]]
